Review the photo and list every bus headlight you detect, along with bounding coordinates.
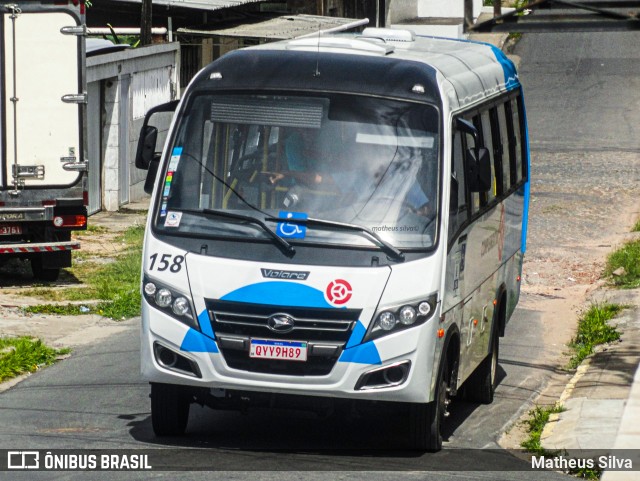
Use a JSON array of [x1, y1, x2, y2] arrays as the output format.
[[378, 311, 397, 331], [399, 305, 417, 325], [142, 276, 198, 329], [172, 297, 191, 317], [365, 293, 438, 342], [155, 288, 172, 308]]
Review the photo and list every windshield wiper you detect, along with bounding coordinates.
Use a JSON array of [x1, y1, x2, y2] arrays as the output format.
[[180, 208, 295, 257], [265, 216, 405, 262]]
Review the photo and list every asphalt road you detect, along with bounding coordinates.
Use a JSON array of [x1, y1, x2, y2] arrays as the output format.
[[0, 322, 568, 480], [2, 28, 640, 480]]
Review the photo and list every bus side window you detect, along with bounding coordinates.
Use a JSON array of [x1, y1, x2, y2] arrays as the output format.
[[467, 117, 481, 215], [496, 104, 511, 194], [489, 107, 504, 197], [449, 131, 468, 242], [480, 110, 496, 203], [511, 97, 526, 182], [506, 98, 524, 185]]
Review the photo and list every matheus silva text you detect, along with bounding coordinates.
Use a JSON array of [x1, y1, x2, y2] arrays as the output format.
[[532, 455, 633, 470]]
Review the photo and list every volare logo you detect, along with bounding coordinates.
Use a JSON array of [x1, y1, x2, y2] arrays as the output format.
[[260, 268, 309, 280]]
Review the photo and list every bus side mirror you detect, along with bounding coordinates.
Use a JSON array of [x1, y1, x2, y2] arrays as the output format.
[[135, 99, 179, 170], [135, 125, 158, 170], [467, 147, 492, 192]]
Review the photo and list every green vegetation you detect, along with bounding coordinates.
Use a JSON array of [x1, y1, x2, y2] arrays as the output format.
[[521, 403, 565, 454], [0, 337, 70, 383], [22, 224, 145, 320], [84, 224, 109, 234], [604, 239, 640, 288], [567, 303, 622, 370], [632, 219, 640, 232], [24, 304, 92, 316], [521, 404, 600, 479]]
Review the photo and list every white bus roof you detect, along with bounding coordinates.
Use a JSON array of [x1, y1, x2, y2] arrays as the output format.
[[246, 28, 519, 111]]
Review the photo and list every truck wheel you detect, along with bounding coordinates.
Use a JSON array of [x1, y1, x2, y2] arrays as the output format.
[[151, 383, 190, 436], [465, 327, 499, 404], [30, 256, 60, 282], [409, 355, 451, 451]]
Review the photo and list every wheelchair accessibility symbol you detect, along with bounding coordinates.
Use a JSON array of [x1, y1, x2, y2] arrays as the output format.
[[276, 211, 307, 239]]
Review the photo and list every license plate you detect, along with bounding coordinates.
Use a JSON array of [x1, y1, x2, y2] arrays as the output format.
[[0, 224, 21, 235], [249, 339, 308, 362]]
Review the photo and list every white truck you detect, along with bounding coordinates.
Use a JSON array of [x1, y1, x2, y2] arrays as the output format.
[[0, 0, 88, 281]]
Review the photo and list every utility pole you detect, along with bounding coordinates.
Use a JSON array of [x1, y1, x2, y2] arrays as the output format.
[[494, 0, 502, 17], [141, 0, 152, 46]]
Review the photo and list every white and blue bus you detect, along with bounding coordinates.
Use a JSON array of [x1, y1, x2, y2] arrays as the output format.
[[136, 28, 530, 451]]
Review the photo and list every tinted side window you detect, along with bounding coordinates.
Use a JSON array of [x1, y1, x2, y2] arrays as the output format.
[[480, 110, 496, 202], [449, 131, 467, 242], [496, 104, 511, 194], [468, 116, 481, 214], [507, 98, 524, 184]]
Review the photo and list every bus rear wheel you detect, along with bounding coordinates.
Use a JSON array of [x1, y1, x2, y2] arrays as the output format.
[[409, 356, 451, 451], [465, 327, 499, 404], [151, 383, 190, 436]]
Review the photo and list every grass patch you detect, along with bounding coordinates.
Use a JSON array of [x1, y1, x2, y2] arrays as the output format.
[[567, 303, 622, 370], [605, 239, 640, 288], [0, 337, 70, 383], [21, 224, 144, 320], [84, 224, 109, 234], [521, 403, 565, 454], [24, 303, 93, 316], [632, 220, 640, 232], [521, 404, 601, 479], [20, 287, 97, 303]]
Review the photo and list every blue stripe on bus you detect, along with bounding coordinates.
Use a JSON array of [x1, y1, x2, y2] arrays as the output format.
[[520, 89, 531, 254], [339, 341, 381, 365], [198, 309, 215, 339], [221, 281, 332, 308], [447, 37, 520, 91], [487, 44, 519, 91], [180, 327, 219, 353], [345, 320, 366, 349]]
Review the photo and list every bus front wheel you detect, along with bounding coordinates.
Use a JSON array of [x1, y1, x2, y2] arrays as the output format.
[[151, 383, 190, 436], [409, 355, 452, 451]]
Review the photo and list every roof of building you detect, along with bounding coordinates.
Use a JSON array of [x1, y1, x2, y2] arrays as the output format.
[[106, 0, 264, 12], [178, 14, 369, 39]]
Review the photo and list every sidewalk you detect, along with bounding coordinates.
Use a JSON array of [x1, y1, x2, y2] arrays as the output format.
[[539, 287, 640, 479], [466, 25, 640, 479]]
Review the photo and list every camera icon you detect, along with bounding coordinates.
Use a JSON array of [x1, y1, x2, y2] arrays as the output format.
[[7, 451, 39, 469]]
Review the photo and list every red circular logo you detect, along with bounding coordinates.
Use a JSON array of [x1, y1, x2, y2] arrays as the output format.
[[326, 279, 352, 305]]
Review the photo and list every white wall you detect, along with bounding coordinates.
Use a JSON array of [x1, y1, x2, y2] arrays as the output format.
[[417, 0, 482, 18], [87, 43, 179, 211]]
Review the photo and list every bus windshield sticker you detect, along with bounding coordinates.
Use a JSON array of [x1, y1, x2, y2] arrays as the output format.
[[276, 211, 307, 239], [164, 211, 182, 228], [356, 133, 435, 148], [168, 147, 183, 170]]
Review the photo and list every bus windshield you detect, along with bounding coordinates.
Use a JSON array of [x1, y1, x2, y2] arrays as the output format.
[[155, 92, 440, 250]]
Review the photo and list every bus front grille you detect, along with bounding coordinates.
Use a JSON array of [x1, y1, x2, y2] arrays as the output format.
[[205, 299, 362, 376]]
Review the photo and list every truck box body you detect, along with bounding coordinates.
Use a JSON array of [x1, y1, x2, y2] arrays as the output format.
[[0, 1, 88, 280]]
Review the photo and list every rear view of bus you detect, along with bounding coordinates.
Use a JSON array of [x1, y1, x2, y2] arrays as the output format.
[[137, 29, 529, 451]]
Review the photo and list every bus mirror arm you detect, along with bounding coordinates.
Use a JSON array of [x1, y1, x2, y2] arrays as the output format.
[[135, 99, 179, 170], [450, 176, 459, 212], [144, 154, 161, 195]]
